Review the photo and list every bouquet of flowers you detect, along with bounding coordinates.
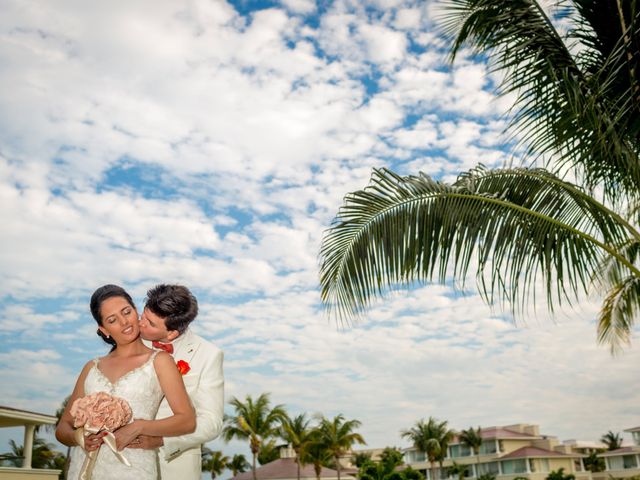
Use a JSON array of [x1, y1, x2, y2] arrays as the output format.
[[71, 391, 133, 478]]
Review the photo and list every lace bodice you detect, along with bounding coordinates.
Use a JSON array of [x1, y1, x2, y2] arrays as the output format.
[[67, 351, 164, 480]]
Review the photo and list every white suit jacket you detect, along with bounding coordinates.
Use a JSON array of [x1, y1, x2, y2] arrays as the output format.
[[154, 328, 224, 480]]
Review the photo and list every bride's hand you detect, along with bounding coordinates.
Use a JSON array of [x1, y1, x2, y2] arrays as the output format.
[[75, 430, 105, 452], [114, 420, 142, 451]]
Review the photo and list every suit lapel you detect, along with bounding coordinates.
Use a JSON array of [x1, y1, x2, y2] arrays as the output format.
[[172, 329, 200, 365]]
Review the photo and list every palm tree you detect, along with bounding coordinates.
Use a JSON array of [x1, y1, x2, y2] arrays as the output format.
[[404, 466, 426, 480], [448, 462, 470, 480], [228, 454, 251, 477], [459, 427, 483, 475], [318, 0, 640, 353], [280, 413, 316, 480], [2, 437, 60, 469], [379, 447, 404, 472], [223, 393, 288, 480], [546, 468, 575, 480], [258, 439, 285, 465], [601, 431, 623, 450], [583, 451, 605, 472], [353, 451, 373, 468], [401, 418, 455, 480], [316, 414, 366, 480], [301, 438, 333, 480], [202, 448, 230, 480]]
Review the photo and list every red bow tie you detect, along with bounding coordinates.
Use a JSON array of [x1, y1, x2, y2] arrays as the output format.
[[152, 341, 174, 354]]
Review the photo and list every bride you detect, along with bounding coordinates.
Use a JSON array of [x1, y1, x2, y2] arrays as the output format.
[[56, 284, 196, 479]]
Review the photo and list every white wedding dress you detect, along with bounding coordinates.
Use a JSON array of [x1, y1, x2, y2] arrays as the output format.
[[67, 351, 163, 480]]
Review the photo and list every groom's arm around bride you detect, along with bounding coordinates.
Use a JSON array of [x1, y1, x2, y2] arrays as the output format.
[[133, 284, 224, 480]]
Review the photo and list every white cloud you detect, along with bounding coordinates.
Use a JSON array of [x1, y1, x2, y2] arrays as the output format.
[[393, 8, 423, 31], [280, 0, 316, 15], [359, 23, 407, 64]]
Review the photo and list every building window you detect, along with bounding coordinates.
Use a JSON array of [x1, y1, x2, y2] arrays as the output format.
[[529, 459, 536, 473], [480, 442, 497, 455], [608, 456, 624, 470], [539, 459, 549, 473], [405, 451, 426, 463], [501, 459, 527, 474], [608, 455, 639, 471], [623, 455, 638, 469], [450, 445, 472, 458], [632, 432, 640, 447], [574, 459, 583, 472], [477, 462, 500, 476]]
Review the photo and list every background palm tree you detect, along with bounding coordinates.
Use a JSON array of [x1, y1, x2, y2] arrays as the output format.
[[1, 437, 61, 470], [223, 393, 288, 480], [546, 467, 576, 480], [401, 417, 454, 480], [459, 427, 483, 475], [379, 447, 404, 471], [353, 451, 373, 468], [228, 454, 251, 477], [318, 0, 640, 353], [280, 413, 316, 480], [600, 431, 623, 450], [301, 439, 333, 480], [583, 451, 605, 472], [316, 414, 366, 480], [448, 462, 470, 480], [202, 448, 230, 480], [258, 439, 286, 465]]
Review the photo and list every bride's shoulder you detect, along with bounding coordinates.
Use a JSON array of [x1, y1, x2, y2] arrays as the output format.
[[151, 351, 176, 372], [78, 358, 99, 376]]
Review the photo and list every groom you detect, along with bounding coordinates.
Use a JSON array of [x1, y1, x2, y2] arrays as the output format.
[[130, 284, 224, 480]]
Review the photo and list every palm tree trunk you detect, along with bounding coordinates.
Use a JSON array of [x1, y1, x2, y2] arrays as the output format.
[[297, 457, 301, 480], [431, 461, 437, 480], [475, 454, 480, 478], [335, 455, 341, 480], [252, 452, 257, 480]]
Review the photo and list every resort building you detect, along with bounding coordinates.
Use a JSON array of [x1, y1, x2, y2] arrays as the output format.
[[593, 426, 640, 480], [400, 424, 589, 480], [0, 405, 60, 480]]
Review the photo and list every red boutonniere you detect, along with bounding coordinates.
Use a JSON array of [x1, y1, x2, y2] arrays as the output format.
[[176, 360, 191, 375]]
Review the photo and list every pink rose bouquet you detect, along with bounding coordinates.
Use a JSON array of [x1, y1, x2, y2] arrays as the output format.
[[71, 391, 132, 431], [71, 392, 133, 478]]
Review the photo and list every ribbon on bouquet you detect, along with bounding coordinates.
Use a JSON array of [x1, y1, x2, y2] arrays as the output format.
[[74, 426, 131, 479]]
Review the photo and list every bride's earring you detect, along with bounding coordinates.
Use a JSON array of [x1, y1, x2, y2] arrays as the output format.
[[106, 334, 110, 339]]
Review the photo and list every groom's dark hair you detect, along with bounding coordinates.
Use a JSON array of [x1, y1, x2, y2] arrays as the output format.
[[145, 284, 198, 334]]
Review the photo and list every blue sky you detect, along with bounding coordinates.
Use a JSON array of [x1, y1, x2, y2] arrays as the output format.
[[1, 0, 639, 472]]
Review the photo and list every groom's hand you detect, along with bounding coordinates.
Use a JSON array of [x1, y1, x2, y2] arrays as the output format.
[[128, 434, 164, 449]]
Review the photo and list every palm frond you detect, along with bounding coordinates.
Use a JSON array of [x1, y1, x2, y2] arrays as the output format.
[[597, 274, 640, 353], [439, 0, 640, 203], [319, 167, 638, 341]]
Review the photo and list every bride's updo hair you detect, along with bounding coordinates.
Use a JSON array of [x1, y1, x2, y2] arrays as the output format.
[[90, 284, 136, 350]]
